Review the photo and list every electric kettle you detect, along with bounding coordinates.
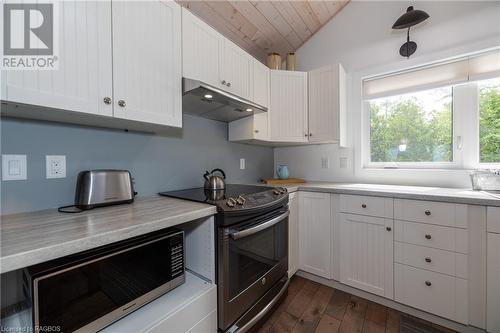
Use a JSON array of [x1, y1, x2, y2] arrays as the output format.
[[203, 169, 226, 190]]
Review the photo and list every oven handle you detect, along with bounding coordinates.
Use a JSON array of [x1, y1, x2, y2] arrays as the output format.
[[229, 210, 289, 240]]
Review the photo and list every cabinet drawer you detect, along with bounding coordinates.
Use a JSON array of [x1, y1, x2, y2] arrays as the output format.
[[395, 242, 467, 279], [394, 199, 467, 228], [395, 221, 467, 254], [395, 263, 468, 324], [487, 206, 500, 233], [339, 195, 393, 218]]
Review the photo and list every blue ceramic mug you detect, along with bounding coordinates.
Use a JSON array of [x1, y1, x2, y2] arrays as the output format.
[[276, 165, 289, 180]]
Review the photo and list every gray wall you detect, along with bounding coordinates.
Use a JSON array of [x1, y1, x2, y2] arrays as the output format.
[[1, 115, 274, 214]]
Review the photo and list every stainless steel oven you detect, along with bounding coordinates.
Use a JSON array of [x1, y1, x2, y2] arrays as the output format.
[[218, 206, 289, 332]]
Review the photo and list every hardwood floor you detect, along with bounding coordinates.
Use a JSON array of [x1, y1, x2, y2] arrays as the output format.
[[257, 276, 457, 333]]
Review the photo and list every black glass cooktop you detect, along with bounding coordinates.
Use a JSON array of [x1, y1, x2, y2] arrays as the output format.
[[159, 184, 273, 205]]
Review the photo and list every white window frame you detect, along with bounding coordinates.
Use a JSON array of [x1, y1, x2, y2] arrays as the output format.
[[362, 74, 500, 170]]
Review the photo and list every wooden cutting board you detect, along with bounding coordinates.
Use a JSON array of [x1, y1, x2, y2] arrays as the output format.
[[261, 178, 306, 185]]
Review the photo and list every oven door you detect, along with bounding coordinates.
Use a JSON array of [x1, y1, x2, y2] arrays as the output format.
[[218, 208, 289, 330]]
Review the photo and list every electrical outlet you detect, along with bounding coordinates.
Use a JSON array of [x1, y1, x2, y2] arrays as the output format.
[[2, 154, 27, 180], [46, 155, 66, 179], [321, 157, 330, 169], [240, 158, 245, 170]]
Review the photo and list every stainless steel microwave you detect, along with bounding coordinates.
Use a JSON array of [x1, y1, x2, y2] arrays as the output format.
[[23, 228, 185, 333]]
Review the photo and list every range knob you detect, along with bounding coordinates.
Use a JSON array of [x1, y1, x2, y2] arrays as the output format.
[[236, 195, 245, 205], [279, 187, 287, 194], [226, 197, 236, 207], [273, 189, 280, 195]]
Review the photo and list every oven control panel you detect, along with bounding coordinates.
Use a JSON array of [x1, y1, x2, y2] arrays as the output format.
[[225, 187, 287, 209]]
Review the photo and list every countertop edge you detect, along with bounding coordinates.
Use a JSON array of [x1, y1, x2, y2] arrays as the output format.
[[297, 186, 500, 206], [0, 205, 217, 274]]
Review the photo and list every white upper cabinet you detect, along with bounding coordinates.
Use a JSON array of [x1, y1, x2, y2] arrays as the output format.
[[228, 59, 269, 142], [112, 1, 182, 127], [1, 1, 113, 117], [308, 64, 346, 145], [299, 192, 332, 279], [181, 9, 221, 88], [251, 59, 270, 109], [219, 40, 252, 100], [339, 213, 394, 299], [269, 70, 308, 142]]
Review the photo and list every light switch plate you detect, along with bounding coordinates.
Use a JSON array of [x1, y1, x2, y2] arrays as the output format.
[[2, 154, 27, 181], [46, 155, 66, 179]]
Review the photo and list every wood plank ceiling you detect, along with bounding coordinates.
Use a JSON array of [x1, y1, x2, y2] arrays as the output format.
[[177, 0, 350, 63]]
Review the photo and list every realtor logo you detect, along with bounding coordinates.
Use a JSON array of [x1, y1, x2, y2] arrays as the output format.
[[2, 2, 59, 70]]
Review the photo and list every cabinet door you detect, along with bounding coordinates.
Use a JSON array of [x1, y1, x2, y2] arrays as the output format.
[[1, 1, 113, 116], [112, 1, 182, 127], [339, 213, 394, 298], [299, 192, 331, 278], [487, 233, 500, 333], [219, 40, 252, 100], [269, 70, 308, 142], [252, 59, 270, 108], [308, 64, 346, 143], [288, 192, 299, 277], [182, 9, 221, 88]]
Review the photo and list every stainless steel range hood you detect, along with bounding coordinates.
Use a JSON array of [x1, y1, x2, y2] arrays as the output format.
[[182, 78, 267, 122]]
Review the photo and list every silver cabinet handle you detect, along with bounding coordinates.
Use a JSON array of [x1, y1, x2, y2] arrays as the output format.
[[230, 210, 289, 240], [362, 203, 367, 208], [103, 97, 112, 105], [254, 130, 259, 133], [425, 257, 432, 263], [305, 133, 309, 137], [386, 227, 392, 232], [309, 133, 312, 136], [227, 82, 231, 87], [425, 234, 432, 240], [425, 281, 432, 286], [425, 210, 431, 216], [118, 100, 126, 107], [221, 80, 226, 85]]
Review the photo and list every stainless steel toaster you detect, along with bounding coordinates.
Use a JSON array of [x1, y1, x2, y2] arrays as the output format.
[[74, 170, 136, 210]]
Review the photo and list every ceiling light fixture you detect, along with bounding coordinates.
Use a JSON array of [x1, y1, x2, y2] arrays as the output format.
[[392, 6, 430, 58]]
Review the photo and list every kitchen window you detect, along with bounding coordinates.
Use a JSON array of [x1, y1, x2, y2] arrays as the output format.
[[362, 50, 500, 169]]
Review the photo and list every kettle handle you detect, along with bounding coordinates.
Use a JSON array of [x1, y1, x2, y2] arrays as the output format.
[[211, 168, 226, 179], [203, 171, 210, 181]]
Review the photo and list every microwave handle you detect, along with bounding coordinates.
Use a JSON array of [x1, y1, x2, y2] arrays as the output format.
[[229, 210, 289, 240]]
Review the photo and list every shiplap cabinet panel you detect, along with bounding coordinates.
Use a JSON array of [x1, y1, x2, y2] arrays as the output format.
[[299, 192, 331, 278], [1, 1, 113, 117], [182, 9, 222, 88], [269, 70, 308, 142], [394, 199, 468, 228], [488, 232, 500, 333], [339, 213, 394, 299], [251, 59, 270, 109], [112, 1, 181, 127], [219, 39, 252, 100], [288, 192, 299, 277], [308, 64, 346, 144]]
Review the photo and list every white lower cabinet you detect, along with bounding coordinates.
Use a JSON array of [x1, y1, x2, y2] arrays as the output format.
[[339, 213, 394, 298], [298, 192, 332, 279], [395, 263, 468, 324], [487, 232, 500, 333], [288, 192, 299, 277]]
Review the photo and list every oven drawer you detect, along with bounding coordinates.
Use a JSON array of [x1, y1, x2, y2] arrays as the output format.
[[395, 263, 468, 324], [395, 220, 468, 254], [395, 242, 467, 279], [339, 194, 393, 218], [395, 199, 467, 228]]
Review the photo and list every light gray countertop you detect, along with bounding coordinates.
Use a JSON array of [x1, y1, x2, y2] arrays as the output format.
[[0, 196, 216, 273], [259, 182, 500, 207]]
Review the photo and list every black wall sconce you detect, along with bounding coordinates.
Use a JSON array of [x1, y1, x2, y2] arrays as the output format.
[[392, 6, 430, 58]]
